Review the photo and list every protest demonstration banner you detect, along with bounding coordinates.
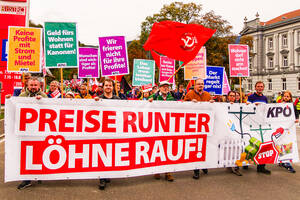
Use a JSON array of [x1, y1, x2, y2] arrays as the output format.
[[222, 71, 230, 95], [78, 47, 99, 78], [184, 47, 206, 80], [229, 44, 249, 77], [44, 22, 78, 68], [7, 27, 42, 72], [132, 59, 155, 86], [204, 66, 224, 95], [5, 98, 299, 181], [99, 36, 129, 76], [159, 56, 175, 83]]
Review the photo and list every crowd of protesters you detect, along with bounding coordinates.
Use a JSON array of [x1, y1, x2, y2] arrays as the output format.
[[5, 73, 299, 190]]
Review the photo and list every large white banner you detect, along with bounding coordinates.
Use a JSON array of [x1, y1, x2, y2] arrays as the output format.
[[5, 98, 299, 182]]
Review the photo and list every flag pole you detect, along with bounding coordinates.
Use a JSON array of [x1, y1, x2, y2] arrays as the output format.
[[167, 63, 184, 82], [60, 67, 64, 98], [239, 77, 242, 103], [115, 76, 119, 97], [87, 78, 90, 96]]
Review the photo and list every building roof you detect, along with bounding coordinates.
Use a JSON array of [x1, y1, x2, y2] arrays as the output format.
[[260, 9, 300, 26]]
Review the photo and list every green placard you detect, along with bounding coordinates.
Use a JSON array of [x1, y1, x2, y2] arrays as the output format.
[[44, 22, 78, 68], [132, 59, 155, 86]]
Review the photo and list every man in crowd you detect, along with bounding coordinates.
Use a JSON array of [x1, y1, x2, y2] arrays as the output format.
[[98, 79, 121, 100], [94, 78, 120, 190], [174, 83, 186, 100], [47, 80, 61, 98], [6, 77, 47, 189], [149, 81, 175, 181], [75, 84, 92, 99], [247, 81, 271, 175], [13, 72, 31, 96], [184, 78, 211, 179], [115, 81, 127, 100]]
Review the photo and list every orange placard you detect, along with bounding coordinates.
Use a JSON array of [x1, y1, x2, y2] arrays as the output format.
[[7, 27, 42, 72]]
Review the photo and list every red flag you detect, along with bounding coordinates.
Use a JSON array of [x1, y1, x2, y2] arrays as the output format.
[[108, 75, 123, 82], [186, 80, 195, 93], [144, 21, 215, 66]]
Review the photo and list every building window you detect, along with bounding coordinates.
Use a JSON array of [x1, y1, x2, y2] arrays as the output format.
[[268, 79, 272, 90], [249, 57, 252, 69], [248, 79, 252, 91], [282, 34, 288, 47], [282, 78, 287, 91], [283, 56, 288, 67], [268, 38, 273, 49], [298, 78, 300, 90], [268, 57, 273, 68], [298, 32, 300, 45]]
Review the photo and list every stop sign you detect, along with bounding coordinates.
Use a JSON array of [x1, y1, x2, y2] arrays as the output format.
[[253, 141, 279, 165]]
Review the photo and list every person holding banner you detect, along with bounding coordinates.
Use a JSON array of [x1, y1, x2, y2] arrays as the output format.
[[278, 91, 298, 173], [93, 78, 120, 190], [184, 78, 212, 179], [148, 81, 175, 181], [247, 81, 271, 175], [6, 76, 47, 189], [226, 91, 242, 176], [47, 81, 62, 98]]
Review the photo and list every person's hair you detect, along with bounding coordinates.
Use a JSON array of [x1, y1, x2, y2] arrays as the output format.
[[255, 81, 264, 87], [195, 78, 204, 84], [23, 73, 31, 78], [103, 78, 114, 86], [28, 77, 39, 83], [283, 90, 293, 102], [50, 80, 59, 86], [227, 91, 236, 96]]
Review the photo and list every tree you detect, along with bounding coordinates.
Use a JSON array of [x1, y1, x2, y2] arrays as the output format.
[[140, 2, 202, 45], [126, 40, 148, 84], [139, 2, 236, 86]]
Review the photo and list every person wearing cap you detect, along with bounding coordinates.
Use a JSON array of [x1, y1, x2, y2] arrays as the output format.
[[149, 81, 175, 101], [149, 81, 175, 181], [65, 91, 75, 98], [184, 78, 212, 179]]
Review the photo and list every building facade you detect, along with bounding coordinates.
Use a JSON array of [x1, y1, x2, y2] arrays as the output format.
[[240, 9, 300, 99]]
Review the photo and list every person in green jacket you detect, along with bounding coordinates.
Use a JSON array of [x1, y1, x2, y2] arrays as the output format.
[[149, 81, 175, 181], [149, 81, 175, 101], [19, 77, 48, 98]]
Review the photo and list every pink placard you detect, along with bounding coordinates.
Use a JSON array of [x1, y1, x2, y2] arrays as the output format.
[[159, 56, 175, 84], [229, 44, 249, 77]]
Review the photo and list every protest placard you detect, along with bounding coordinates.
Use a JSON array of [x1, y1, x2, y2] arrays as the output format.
[[222, 71, 230, 95], [184, 46, 206, 80], [5, 98, 299, 181], [44, 22, 78, 68], [132, 59, 155, 86], [78, 47, 99, 78], [159, 56, 175, 83], [229, 44, 249, 77], [204, 66, 224, 95], [99, 36, 129, 76], [7, 27, 42, 72]]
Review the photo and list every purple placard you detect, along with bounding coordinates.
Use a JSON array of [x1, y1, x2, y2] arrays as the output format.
[[98, 36, 129, 76], [78, 48, 99, 78]]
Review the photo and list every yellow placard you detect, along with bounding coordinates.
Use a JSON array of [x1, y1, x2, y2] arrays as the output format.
[[7, 27, 42, 72], [184, 46, 206, 80]]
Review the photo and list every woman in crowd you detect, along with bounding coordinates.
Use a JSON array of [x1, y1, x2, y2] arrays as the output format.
[[278, 91, 298, 173]]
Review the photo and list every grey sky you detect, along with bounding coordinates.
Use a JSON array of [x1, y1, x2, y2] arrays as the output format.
[[29, 0, 300, 45]]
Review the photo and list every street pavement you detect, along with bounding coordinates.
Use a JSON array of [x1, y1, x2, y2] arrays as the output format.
[[0, 120, 300, 200]]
